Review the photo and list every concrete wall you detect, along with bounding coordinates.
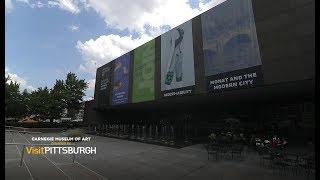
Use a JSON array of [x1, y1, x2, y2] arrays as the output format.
[[252, 0, 315, 84], [83, 100, 100, 126]]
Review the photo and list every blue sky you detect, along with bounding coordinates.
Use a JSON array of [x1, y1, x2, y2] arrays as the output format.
[[5, 0, 224, 100]]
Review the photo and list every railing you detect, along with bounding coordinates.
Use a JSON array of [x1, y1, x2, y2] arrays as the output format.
[[6, 126, 28, 133], [6, 129, 42, 134], [6, 129, 42, 143], [5, 143, 76, 167], [6, 125, 24, 129]]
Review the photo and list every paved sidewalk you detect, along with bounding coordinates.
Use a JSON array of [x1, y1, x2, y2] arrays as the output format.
[[5, 132, 315, 180]]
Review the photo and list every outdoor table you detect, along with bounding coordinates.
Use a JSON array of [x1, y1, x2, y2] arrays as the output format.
[[286, 152, 307, 160], [283, 152, 308, 167], [300, 155, 315, 166], [289, 153, 315, 176], [282, 154, 298, 166]]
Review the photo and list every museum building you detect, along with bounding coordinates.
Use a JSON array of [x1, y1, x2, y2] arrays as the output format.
[[83, 0, 315, 146]]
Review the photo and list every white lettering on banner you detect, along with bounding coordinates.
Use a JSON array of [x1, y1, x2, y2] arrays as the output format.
[[213, 82, 238, 90], [210, 78, 229, 85], [239, 80, 253, 86], [115, 92, 125, 96], [230, 76, 242, 82], [210, 71, 259, 90], [164, 89, 192, 97], [244, 73, 257, 79]]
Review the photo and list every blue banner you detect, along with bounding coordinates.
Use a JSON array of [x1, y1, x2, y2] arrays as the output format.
[[111, 53, 130, 105]]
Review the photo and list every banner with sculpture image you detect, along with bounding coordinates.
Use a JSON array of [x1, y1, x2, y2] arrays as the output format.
[[160, 20, 196, 98]]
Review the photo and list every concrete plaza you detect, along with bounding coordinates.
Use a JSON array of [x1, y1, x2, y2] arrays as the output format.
[[5, 131, 315, 180]]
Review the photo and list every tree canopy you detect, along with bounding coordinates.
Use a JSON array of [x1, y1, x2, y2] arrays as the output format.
[[5, 75, 26, 118], [5, 72, 88, 122], [64, 73, 88, 119]]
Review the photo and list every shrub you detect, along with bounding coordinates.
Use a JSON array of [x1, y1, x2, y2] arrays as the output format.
[[5, 122, 83, 128], [64, 128, 85, 138], [208, 133, 216, 142]]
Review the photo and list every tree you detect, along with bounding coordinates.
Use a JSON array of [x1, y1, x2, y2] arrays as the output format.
[[21, 89, 31, 116], [28, 87, 51, 120], [48, 80, 67, 122], [64, 72, 88, 119], [5, 72, 88, 122], [5, 75, 25, 118], [5, 75, 13, 114]]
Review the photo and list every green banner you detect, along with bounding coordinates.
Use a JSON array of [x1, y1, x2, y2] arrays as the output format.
[[132, 40, 155, 103]]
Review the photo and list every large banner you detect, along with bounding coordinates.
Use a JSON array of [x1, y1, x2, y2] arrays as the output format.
[[111, 53, 130, 105], [161, 20, 195, 98], [95, 63, 113, 107], [201, 0, 263, 92], [132, 40, 155, 103]]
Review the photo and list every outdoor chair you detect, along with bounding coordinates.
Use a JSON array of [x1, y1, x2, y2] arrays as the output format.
[[286, 156, 300, 175], [230, 145, 244, 160], [218, 143, 231, 158], [204, 144, 219, 160], [281, 153, 300, 175], [270, 151, 291, 176], [257, 147, 274, 168], [271, 157, 291, 176], [297, 156, 315, 179]]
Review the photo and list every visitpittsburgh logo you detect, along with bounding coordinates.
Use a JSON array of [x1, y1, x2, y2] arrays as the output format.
[[26, 146, 97, 155]]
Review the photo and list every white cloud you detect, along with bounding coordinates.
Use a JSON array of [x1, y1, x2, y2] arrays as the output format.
[[25, 85, 37, 92], [68, 25, 79, 32], [76, 0, 225, 74], [30, 1, 45, 8], [16, 0, 30, 4], [11, 0, 45, 9], [5, 0, 13, 12], [87, 79, 95, 89], [6, 73, 27, 86], [85, 0, 225, 34], [5, 71, 36, 92], [7, 0, 225, 28], [76, 34, 152, 73], [6, 0, 76, 12], [7, 0, 225, 32], [83, 95, 94, 101], [48, 0, 80, 14]]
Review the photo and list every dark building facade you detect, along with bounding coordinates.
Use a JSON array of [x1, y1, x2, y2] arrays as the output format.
[[83, 0, 315, 145]]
